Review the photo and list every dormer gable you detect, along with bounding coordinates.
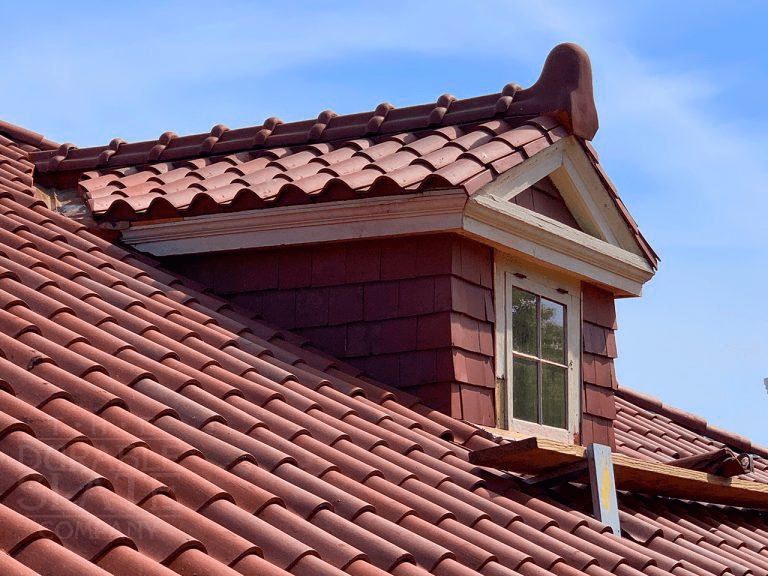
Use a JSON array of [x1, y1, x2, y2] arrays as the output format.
[[31, 44, 657, 447]]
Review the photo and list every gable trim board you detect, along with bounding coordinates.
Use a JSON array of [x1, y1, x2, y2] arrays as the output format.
[[121, 136, 654, 297]]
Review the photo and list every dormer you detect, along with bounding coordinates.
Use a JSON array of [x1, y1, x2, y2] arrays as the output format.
[[32, 44, 657, 447]]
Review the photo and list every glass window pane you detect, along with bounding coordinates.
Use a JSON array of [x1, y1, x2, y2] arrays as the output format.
[[541, 297, 565, 364], [542, 364, 566, 428], [511, 287, 538, 356], [512, 357, 538, 423]]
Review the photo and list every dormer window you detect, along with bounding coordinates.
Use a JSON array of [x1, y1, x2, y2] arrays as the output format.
[[495, 256, 581, 442], [509, 284, 568, 428]]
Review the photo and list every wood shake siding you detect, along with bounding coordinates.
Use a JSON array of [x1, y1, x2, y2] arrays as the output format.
[[163, 234, 497, 425], [581, 282, 618, 447]]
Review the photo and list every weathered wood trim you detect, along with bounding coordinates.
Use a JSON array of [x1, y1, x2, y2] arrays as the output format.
[[470, 437, 768, 510], [465, 196, 654, 296], [122, 190, 468, 256]]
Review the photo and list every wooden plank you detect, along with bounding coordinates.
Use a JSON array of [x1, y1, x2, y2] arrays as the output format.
[[612, 453, 768, 509], [469, 436, 585, 475], [469, 437, 768, 510]]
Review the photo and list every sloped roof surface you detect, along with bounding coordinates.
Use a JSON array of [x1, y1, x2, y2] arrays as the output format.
[[60, 114, 565, 223], [33, 42, 599, 225], [1, 123, 768, 576]]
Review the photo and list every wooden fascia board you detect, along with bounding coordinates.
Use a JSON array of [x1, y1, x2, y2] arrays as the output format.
[[470, 437, 768, 510], [121, 190, 468, 256], [464, 195, 654, 296]]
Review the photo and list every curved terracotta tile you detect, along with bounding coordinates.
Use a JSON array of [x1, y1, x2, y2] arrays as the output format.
[[182, 456, 282, 514], [202, 498, 317, 571], [63, 442, 170, 506], [76, 485, 203, 564], [0, 431, 110, 500], [142, 493, 261, 565], [96, 544, 178, 576], [14, 536, 115, 576], [5, 480, 132, 561]]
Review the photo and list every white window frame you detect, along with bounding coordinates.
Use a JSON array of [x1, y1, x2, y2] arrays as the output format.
[[494, 253, 581, 442]]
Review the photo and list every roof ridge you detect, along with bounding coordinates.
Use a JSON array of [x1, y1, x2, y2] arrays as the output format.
[[31, 43, 597, 174], [616, 385, 768, 458], [0, 120, 58, 151]]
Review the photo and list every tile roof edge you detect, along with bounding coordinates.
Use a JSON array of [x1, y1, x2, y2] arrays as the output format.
[[31, 43, 598, 174], [616, 385, 768, 458], [0, 120, 59, 151]]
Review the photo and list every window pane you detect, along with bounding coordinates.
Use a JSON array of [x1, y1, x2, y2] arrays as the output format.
[[511, 287, 538, 356], [512, 357, 538, 423], [541, 297, 565, 364], [542, 364, 566, 428]]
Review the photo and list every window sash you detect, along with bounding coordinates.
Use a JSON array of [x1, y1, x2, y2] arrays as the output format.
[[502, 270, 576, 432]]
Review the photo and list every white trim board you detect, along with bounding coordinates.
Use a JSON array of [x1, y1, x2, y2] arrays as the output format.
[[122, 190, 468, 256], [463, 195, 653, 296]]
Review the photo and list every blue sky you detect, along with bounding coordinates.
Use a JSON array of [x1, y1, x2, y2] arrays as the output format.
[[5, 2, 768, 444]]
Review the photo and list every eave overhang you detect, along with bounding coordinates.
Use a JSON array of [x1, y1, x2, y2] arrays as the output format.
[[121, 135, 655, 297]]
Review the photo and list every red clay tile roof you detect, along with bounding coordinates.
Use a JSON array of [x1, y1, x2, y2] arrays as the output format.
[[0, 120, 767, 576], [28, 44, 657, 269], [54, 114, 567, 224]]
